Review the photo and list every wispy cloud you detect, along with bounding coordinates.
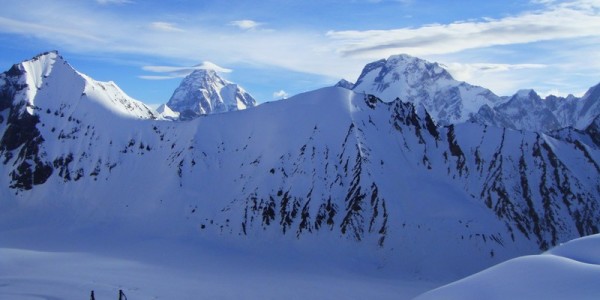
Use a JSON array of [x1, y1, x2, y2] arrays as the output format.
[[441, 62, 548, 95], [96, 0, 132, 5], [140, 62, 232, 80], [0, 2, 342, 78], [327, 1, 600, 58], [444, 62, 547, 80], [0, 0, 598, 98], [150, 22, 184, 32], [0, 16, 105, 43], [229, 20, 262, 30], [138, 75, 178, 80]]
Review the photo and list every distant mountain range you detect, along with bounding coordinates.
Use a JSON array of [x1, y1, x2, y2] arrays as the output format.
[[0, 51, 598, 279], [472, 87, 600, 132], [338, 54, 600, 133]]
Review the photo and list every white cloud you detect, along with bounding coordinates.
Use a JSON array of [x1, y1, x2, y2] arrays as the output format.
[[0, 0, 599, 98], [444, 62, 546, 82], [273, 90, 289, 99], [530, 0, 556, 5], [138, 75, 177, 80], [150, 22, 184, 32], [0, 16, 105, 43], [229, 20, 262, 30], [144, 62, 232, 74], [440, 62, 548, 96], [96, 0, 132, 5], [140, 62, 232, 80], [0, 2, 346, 79], [327, 1, 600, 59]]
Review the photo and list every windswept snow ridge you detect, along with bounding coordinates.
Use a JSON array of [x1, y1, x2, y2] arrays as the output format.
[[1, 51, 158, 120], [415, 234, 600, 300]]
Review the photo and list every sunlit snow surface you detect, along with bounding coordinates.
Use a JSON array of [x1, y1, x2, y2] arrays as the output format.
[[415, 234, 600, 300], [2, 235, 599, 299], [0, 237, 440, 300], [2, 52, 599, 299]]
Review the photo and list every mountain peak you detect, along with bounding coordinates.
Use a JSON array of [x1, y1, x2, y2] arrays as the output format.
[[1, 51, 157, 120], [515, 89, 538, 98], [351, 54, 498, 124], [185, 69, 227, 88], [189, 68, 218, 77], [353, 54, 455, 96], [334, 79, 354, 89], [32, 50, 60, 59], [24, 50, 62, 65], [166, 68, 257, 117], [386, 53, 425, 66], [17, 50, 70, 82]]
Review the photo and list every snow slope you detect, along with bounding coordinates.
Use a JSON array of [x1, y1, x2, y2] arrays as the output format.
[[0, 52, 599, 297], [415, 234, 600, 300], [0, 236, 439, 300]]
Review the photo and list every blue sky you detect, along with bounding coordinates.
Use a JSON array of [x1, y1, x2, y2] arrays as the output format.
[[0, 0, 599, 105]]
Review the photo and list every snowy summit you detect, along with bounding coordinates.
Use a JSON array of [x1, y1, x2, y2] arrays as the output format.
[[351, 54, 501, 125], [165, 69, 257, 119]]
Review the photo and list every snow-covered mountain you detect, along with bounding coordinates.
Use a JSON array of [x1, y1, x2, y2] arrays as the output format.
[[0, 51, 159, 190], [334, 79, 355, 89], [348, 54, 600, 133], [1, 52, 599, 282], [0, 51, 157, 121], [350, 54, 502, 125], [473, 84, 600, 132], [164, 69, 257, 118]]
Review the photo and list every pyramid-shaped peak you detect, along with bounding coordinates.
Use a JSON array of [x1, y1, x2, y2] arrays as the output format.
[[166, 68, 257, 117], [385, 54, 452, 78], [334, 79, 354, 89], [10, 50, 76, 80], [189, 68, 218, 76], [32, 50, 60, 59], [2, 51, 77, 91], [1, 51, 158, 120], [514, 89, 538, 98], [186, 68, 227, 83], [174, 69, 238, 99]]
